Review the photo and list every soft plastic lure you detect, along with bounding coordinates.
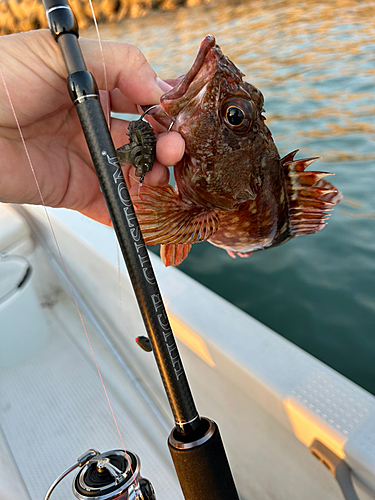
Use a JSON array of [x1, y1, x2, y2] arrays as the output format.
[[117, 117, 156, 183]]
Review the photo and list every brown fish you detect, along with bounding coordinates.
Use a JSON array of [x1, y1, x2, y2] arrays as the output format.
[[135, 35, 342, 266]]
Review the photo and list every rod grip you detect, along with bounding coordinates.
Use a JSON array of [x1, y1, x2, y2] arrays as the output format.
[[168, 418, 240, 500]]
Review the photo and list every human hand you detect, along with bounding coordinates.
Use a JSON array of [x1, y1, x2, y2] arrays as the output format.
[[0, 30, 184, 225]]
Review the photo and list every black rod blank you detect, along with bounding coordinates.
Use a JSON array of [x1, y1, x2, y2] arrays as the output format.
[[42, 0, 200, 436]]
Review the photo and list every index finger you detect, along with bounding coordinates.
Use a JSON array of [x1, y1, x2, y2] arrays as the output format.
[[80, 38, 163, 106]]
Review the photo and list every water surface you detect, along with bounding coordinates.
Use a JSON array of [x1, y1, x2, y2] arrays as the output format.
[[85, 0, 375, 393]]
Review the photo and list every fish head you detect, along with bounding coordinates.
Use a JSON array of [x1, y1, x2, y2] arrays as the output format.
[[148, 35, 279, 208]]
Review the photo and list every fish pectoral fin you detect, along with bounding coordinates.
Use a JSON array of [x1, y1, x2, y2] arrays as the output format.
[[282, 151, 343, 236], [134, 184, 219, 245], [160, 244, 192, 267]]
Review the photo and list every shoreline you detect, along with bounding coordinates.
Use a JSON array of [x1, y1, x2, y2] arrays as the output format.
[[0, 0, 210, 35]]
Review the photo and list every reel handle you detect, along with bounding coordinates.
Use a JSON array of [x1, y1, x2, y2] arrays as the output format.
[[44, 450, 99, 500]]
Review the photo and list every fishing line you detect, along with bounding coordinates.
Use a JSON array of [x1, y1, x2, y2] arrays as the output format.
[[85, 0, 146, 355], [0, 63, 132, 474], [128, 171, 145, 196], [88, 0, 128, 341], [115, 234, 141, 342], [87, 0, 110, 126], [85, 0, 131, 346], [85, 0, 148, 401], [76, 0, 141, 481], [116, 242, 132, 341]]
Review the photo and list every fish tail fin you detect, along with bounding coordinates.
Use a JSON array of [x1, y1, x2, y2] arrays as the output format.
[[282, 151, 342, 236], [160, 244, 192, 267]]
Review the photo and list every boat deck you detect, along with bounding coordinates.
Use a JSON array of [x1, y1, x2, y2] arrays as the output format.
[[0, 203, 374, 500], [0, 211, 182, 499]]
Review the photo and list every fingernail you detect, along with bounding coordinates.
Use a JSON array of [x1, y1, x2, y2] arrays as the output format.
[[156, 77, 172, 93]]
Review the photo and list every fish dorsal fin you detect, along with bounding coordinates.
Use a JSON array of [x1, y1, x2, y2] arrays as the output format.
[[160, 243, 192, 267], [133, 184, 219, 246], [281, 151, 342, 236]]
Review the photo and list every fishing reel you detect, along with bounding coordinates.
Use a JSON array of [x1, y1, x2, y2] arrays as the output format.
[[44, 449, 156, 500]]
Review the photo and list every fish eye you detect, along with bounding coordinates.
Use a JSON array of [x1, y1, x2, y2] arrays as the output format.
[[226, 106, 245, 127], [221, 97, 254, 134]]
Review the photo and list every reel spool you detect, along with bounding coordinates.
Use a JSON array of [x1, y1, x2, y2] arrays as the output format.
[[44, 449, 156, 500]]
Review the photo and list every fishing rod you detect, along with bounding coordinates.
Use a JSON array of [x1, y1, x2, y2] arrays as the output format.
[[41, 1, 240, 499]]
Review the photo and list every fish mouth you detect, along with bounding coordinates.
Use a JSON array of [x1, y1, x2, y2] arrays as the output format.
[[143, 35, 218, 127], [161, 35, 216, 103]]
